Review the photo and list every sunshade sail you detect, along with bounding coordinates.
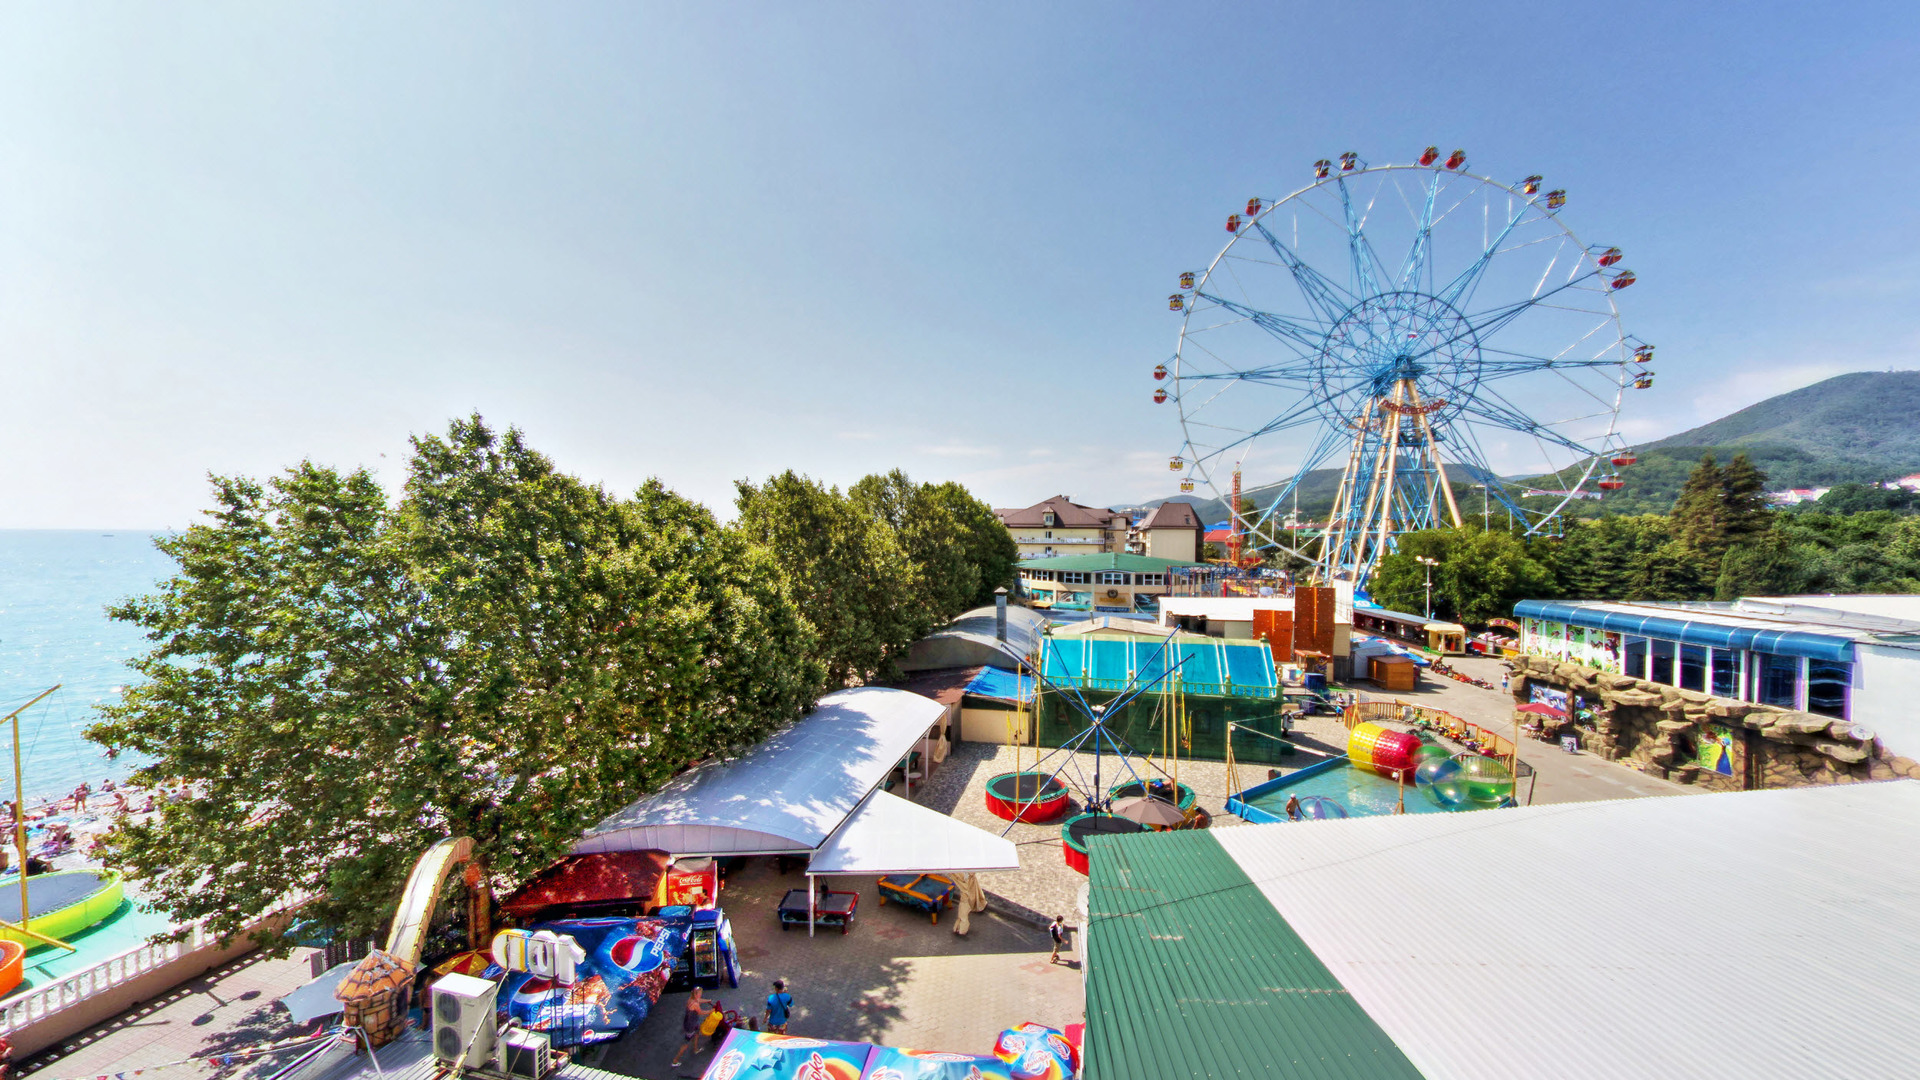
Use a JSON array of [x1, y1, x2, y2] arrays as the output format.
[[807, 790, 1019, 876]]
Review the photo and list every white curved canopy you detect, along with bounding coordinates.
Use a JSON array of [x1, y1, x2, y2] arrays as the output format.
[[574, 687, 945, 857]]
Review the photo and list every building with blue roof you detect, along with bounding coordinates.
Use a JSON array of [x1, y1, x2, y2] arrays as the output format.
[[1512, 593, 1920, 768]]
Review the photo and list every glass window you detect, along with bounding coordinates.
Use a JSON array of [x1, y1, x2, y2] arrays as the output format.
[[1710, 648, 1739, 698], [1758, 653, 1799, 709], [1136, 573, 1165, 586], [1679, 644, 1707, 692], [1807, 660, 1851, 719], [1059, 571, 1090, 585], [1648, 640, 1676, 685], [1624, 637, 1647, 680]]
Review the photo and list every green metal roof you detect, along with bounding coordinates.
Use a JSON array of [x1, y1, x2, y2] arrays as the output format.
[[1016, 553, 1207, 573], [1082, 829, 1424, 1080]]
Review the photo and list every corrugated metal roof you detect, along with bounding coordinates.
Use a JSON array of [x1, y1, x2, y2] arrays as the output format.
[[1513, 598, 1856, 661], [1082, 829, 1424, 1080], [900, 604, 1049, 672], [574, 687, 944, 856], [1212, 782, 1920, 1080]]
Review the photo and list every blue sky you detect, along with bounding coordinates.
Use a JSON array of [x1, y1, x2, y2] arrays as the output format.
[[3, 2, 1916, 527]]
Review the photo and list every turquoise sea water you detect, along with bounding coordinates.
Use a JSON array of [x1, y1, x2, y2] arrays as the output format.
[[0, 531, 173, 802]]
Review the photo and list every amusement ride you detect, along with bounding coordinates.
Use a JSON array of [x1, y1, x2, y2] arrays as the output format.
[[1159, 148, 1651, 586]]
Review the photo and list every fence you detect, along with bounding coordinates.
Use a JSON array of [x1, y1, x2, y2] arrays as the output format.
[[0, 895, 307, 1042], [1341, 699, 1521, 766]]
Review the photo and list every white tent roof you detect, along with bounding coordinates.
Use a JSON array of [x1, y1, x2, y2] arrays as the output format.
[[806, 790, 1020, 876], [574, 687, 945, 857]]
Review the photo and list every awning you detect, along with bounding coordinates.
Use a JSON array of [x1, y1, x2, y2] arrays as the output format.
[[1516, 702, 1567, 718], [807, 791, 1019, 876], [1513, 600, 1855, 662], [500, 850, 670, 917], [279, 961, 355, 1024]]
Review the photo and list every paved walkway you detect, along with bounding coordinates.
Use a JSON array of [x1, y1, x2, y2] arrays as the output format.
[[587, 859, 1081, 1078], [16, 949, 325, 1080]]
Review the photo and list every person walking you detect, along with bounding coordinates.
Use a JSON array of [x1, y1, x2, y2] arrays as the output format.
[[1048, 916, 1069, 964], [764, 979, 794, 1034], [1285, 794, 1303, 822], [669, 987, 707, 1067]]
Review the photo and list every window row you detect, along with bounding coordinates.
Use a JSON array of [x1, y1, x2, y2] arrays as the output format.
[[1018, 570, 1165, 586], [1618, 636, 1850, 719]]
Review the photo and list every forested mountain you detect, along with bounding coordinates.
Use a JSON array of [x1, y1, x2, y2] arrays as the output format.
[[1137, 371, 1920, 520]]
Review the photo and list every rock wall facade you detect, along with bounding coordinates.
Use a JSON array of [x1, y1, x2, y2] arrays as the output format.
[[1506, 654, 1920, 790]]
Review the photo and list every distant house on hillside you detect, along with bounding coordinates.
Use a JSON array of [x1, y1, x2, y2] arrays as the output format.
[[1132, 501, 1203, 562], [1893, 473, 1920, 492], [1766, 487, 1829, 505], [994, 495, 1128, 559]]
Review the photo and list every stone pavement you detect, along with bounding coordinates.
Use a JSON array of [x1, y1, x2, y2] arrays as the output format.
[[17, 948, 326, 1080], [588, 859, 1081, 1079]]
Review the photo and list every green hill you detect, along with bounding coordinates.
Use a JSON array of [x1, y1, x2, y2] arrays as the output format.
[[1643, 370, 1920, 471], [1140, 371, 1920, 521]]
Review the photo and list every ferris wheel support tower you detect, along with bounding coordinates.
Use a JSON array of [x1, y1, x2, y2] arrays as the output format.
[[1321, 371, 1466, 581]]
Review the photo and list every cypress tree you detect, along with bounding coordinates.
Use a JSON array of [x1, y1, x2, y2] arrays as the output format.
[[1718, 452, 1772, 548]]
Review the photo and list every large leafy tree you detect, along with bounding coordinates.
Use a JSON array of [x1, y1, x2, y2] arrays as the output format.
[[1370, 527, 1553, 626], [735, 471, 921, 687], [849, 470, 1018, 617], [91, 418, 821, 945]]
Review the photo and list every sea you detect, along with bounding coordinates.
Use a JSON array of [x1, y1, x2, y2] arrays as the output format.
[[0, 531, 173, 802]]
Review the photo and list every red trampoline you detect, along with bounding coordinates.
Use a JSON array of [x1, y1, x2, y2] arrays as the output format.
[[1061, 813, 1145, 875], [985, 771, 1072, 823]]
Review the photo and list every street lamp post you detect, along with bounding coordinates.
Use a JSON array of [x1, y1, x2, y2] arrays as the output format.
[[1415, 556, 1439, 620]]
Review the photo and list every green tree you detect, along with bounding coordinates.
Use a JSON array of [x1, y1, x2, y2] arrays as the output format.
[[90, 418, 822, 945], [1671, 453, 1728, 558], [1714, 528, 1809, 600], [735, 471, 921, 686], [849, 470, 1017, 617], [1718, 452, 1773, 547], [1370, 527, 1553, 627]]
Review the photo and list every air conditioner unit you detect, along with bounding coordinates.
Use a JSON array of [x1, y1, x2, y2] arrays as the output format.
[[431, 972, 499, 1069], [501, 1028, 554, 1080]]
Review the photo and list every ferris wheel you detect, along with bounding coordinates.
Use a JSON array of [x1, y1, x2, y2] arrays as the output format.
[[1159, 147, 1652, 585]]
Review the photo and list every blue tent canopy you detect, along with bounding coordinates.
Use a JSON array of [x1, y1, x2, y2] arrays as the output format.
[[1037, 637, 1275, 698]]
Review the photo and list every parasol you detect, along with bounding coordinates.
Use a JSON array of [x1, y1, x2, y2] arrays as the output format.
[[1111, 795, 1186, 829]]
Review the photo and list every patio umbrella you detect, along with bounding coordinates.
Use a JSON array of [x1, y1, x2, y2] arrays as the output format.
[[994, 1023, 1079, 1080], [1112, 796, 1186, 829]]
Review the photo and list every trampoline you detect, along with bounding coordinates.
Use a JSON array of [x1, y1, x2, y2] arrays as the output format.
[[1061, 813, 1145, 875], [985, 772, 1072, 823], [1107, 779, 1197, 813]]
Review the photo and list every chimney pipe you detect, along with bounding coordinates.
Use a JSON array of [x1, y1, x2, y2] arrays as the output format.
[[994, 587, 1009, 642]]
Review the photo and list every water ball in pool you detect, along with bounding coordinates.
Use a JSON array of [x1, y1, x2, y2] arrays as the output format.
[[1455, 754, 1516, 806], [1295, 795, 1349, 820], [1413, 742, 1453, 765], [1414, 757, 1471, 808]]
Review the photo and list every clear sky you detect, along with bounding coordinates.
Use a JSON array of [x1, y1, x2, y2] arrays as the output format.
[[4, 2, 1916, 528]]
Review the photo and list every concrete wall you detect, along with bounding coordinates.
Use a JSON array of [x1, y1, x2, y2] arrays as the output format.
[[1852, 643, 1920, 760], [960, 706, 1031, 744], [1142, 528, 1199, 563], [4, 911, 298, 1058]]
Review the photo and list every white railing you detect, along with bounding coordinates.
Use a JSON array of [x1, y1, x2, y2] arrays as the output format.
[[0, 895, 308, 1036]]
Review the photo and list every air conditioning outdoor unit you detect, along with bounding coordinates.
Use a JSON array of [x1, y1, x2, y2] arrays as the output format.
[[431, 972, 500, 1069], [501, 1028, 555, 1079]]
